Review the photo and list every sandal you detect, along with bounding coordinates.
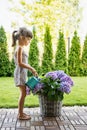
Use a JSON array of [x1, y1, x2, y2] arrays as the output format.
[[23, 113, 30, 116], [17, 114, 31, 120]]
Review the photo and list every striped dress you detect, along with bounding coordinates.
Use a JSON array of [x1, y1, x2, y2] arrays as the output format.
[[14, 47, 28, 87]]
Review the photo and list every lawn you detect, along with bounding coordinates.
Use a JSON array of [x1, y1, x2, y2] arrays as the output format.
[[63, 77, 87, 106], [0, 77, 87, 108]]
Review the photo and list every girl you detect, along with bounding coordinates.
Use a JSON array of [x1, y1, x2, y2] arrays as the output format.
[[12, 27, 38, 120]]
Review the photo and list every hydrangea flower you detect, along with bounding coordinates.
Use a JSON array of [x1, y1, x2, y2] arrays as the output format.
[[28, 70, 74, 101]]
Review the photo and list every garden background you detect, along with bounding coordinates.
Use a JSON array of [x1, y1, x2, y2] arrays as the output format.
[[0, 0, 87, 108]]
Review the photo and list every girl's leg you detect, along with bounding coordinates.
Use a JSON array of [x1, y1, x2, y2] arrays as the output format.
[[18, 85, 26, 116], [18, 85, 31, 120]]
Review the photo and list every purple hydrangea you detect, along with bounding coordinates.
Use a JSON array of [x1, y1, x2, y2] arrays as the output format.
[[60, 75, 74, 86], [45, 70, 67, 80], [45, 71, 58, 80], [32, 70, 74, 96], [26, 86, 31, 95], [32, 82, 44, 94], [55, 70, 66, 79], [60, 82, 71, 94]]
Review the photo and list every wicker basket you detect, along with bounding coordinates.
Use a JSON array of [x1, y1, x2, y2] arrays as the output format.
[[39, 95, 62, 117]]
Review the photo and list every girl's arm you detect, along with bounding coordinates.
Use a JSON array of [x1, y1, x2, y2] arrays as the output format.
[[17, 46, 38, 76]]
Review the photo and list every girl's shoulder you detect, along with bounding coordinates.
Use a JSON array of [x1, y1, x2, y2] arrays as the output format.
[[14, 46, 23, 56], [14, 46, 28, 57], [15, 46, 23, 52], [18, 45, 23, 50]]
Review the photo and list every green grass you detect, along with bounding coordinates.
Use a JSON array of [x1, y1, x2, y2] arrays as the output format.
[[63, 77, 87, 106], [0, 77, 39, 108], [0, 77, 87, 108]]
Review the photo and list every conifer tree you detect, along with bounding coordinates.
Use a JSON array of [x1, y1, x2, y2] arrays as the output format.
[[28, 26, 39, 75], [55, 31, 67, 73], [41, 25, 53, 73], [68, 31, 81, 76], [82, 35, 87, 76], [10, 58, 15, 76], [0, 26, 10, 76], [0, 26, 7, 51]]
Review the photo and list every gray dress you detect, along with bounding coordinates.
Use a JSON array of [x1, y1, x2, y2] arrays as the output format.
[[14, 47, 28, 87]]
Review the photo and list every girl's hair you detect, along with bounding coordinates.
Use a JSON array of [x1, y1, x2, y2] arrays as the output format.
[[12, 27, 33, 47]]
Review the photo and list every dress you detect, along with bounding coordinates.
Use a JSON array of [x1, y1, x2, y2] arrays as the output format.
[[14, 47, 28, 87]]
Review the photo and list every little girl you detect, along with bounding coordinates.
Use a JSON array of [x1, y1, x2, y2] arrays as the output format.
[[12, 27, 38, 120]]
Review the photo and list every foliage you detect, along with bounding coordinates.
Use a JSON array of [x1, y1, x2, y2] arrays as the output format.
[[55, 31, 67, 73], [0, 26, 10, 77], [41, 25, 53, 73], [81, 35, 87, 76], [68, 31, 81, 76], [0, 26, 7, 50], [28, 26, 39, 75], [10, 0, 81, 42], [10, 58, 15, 77], [32, 70, 74, 101]]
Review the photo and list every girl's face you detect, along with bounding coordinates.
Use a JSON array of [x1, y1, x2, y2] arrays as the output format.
[[24, 37, 31, 46], [19, 36, 31, 46]]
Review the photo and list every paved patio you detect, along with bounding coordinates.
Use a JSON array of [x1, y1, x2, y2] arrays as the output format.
[[0, 106, 87, 130]]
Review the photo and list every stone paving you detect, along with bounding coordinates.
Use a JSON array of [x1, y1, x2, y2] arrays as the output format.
[[0, 106, 87, 130]]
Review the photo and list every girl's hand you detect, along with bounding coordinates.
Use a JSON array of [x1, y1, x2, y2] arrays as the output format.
[[31, 68, 38, 77], [33, 71, 38, 77]]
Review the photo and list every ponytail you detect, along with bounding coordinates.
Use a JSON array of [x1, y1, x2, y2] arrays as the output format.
[[12, 30, 19, 47], [12, 27, 33, 47]]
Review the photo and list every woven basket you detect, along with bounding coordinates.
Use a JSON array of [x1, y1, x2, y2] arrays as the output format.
[[39, 95, 62, 117]]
